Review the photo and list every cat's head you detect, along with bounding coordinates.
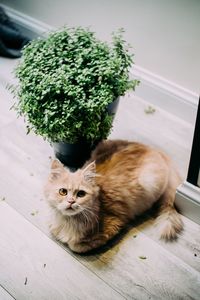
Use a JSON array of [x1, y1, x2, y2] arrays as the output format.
[[44, 159, 100, 217]]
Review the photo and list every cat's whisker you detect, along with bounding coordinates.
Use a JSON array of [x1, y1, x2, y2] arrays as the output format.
[[82, 207, 99, 233], [81, 210, 90, 227]]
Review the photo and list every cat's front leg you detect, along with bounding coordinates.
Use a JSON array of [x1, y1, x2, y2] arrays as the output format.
[[68, 241, 94, 253], [49, 223, 71, 244], [68, 215, 125, 253], [49, 223, 62, 239], [68, 233, 108, 253]]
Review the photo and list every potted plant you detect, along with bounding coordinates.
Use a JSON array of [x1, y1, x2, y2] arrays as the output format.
[[12, 26, 139, 168]]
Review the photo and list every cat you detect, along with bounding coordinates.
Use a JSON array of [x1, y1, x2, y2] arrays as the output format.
[[44, 139, 183, 253]]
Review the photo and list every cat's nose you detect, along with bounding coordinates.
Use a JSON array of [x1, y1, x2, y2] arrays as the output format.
[[67, 198, 75, 204]]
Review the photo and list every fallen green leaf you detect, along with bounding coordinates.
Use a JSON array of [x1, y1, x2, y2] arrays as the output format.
[[139, 256, 147, 260], [144, 105, 156, 114]]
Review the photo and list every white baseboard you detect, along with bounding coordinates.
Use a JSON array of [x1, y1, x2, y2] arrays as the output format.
[[3, 3, 199, 124], [176, 181, 200, 225], [1, 4, 53, 38], [130, 66, 199, 124]]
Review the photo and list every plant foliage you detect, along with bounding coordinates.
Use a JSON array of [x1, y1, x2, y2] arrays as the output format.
[[13, 27, 139, 143]]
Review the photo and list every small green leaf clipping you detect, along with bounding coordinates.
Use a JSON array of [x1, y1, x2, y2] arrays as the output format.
[[139, 256, 147, 260], [144, 106, 156, 114]]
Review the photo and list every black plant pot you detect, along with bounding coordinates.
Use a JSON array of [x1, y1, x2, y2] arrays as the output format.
[[53, 140, 98, 170], [107, 96, 120, 115], [53, 97, 120, 170]]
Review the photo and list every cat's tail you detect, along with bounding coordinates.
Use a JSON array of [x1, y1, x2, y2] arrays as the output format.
[[155, 165, 183, 240]]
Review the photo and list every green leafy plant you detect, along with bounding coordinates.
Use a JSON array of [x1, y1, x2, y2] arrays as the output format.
[[12, 26, 139, 143]]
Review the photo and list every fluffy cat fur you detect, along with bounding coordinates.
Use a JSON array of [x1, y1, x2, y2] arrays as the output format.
[[44, 139, 183, 253]]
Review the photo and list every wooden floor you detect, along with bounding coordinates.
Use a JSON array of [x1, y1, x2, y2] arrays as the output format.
[[0, 57, 200, 300]]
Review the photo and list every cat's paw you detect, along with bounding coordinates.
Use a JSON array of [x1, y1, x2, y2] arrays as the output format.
[[49, 224, 59, 237], [68, 241, 93, 253], [69, 234, 108, 253], [49, 224, 68, 242], [90, 237, 108, 249]]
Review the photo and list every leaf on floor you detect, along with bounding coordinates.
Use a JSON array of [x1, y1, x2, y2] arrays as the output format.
[[144, 105, 156, 114], [139, 256, 147, 260], [30, 210, 39, 216]]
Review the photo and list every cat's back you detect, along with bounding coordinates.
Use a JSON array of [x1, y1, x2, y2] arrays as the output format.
[[88, 139, 172, 219], [91, 140, 151, 176], [91, 140, 170, 188]]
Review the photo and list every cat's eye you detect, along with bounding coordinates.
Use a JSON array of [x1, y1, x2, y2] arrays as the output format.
[[77, 190, 86, 198], [59, 188, 68, 196]]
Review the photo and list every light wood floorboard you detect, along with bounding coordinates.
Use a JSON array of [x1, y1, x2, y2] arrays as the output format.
[[0, 285, 15, 300], [0, 57, 200, 300], [0, 202, 124, 300]]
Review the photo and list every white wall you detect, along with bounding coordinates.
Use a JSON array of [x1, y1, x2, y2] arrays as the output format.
[[1, 0, 199, 93]]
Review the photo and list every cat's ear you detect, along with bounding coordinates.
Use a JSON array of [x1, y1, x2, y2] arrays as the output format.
[[51, 159, 64, 170], [82, 161, 96, 183], [49, 159, 65, 181]]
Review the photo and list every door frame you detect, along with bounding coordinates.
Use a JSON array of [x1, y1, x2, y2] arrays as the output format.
[[176, 98, 200, 224]]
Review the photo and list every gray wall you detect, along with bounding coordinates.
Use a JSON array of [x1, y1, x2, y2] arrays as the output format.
[[1, 0, 199, 93]]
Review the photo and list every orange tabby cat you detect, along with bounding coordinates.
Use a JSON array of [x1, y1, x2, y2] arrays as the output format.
[[44, 139, 183, 253]]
